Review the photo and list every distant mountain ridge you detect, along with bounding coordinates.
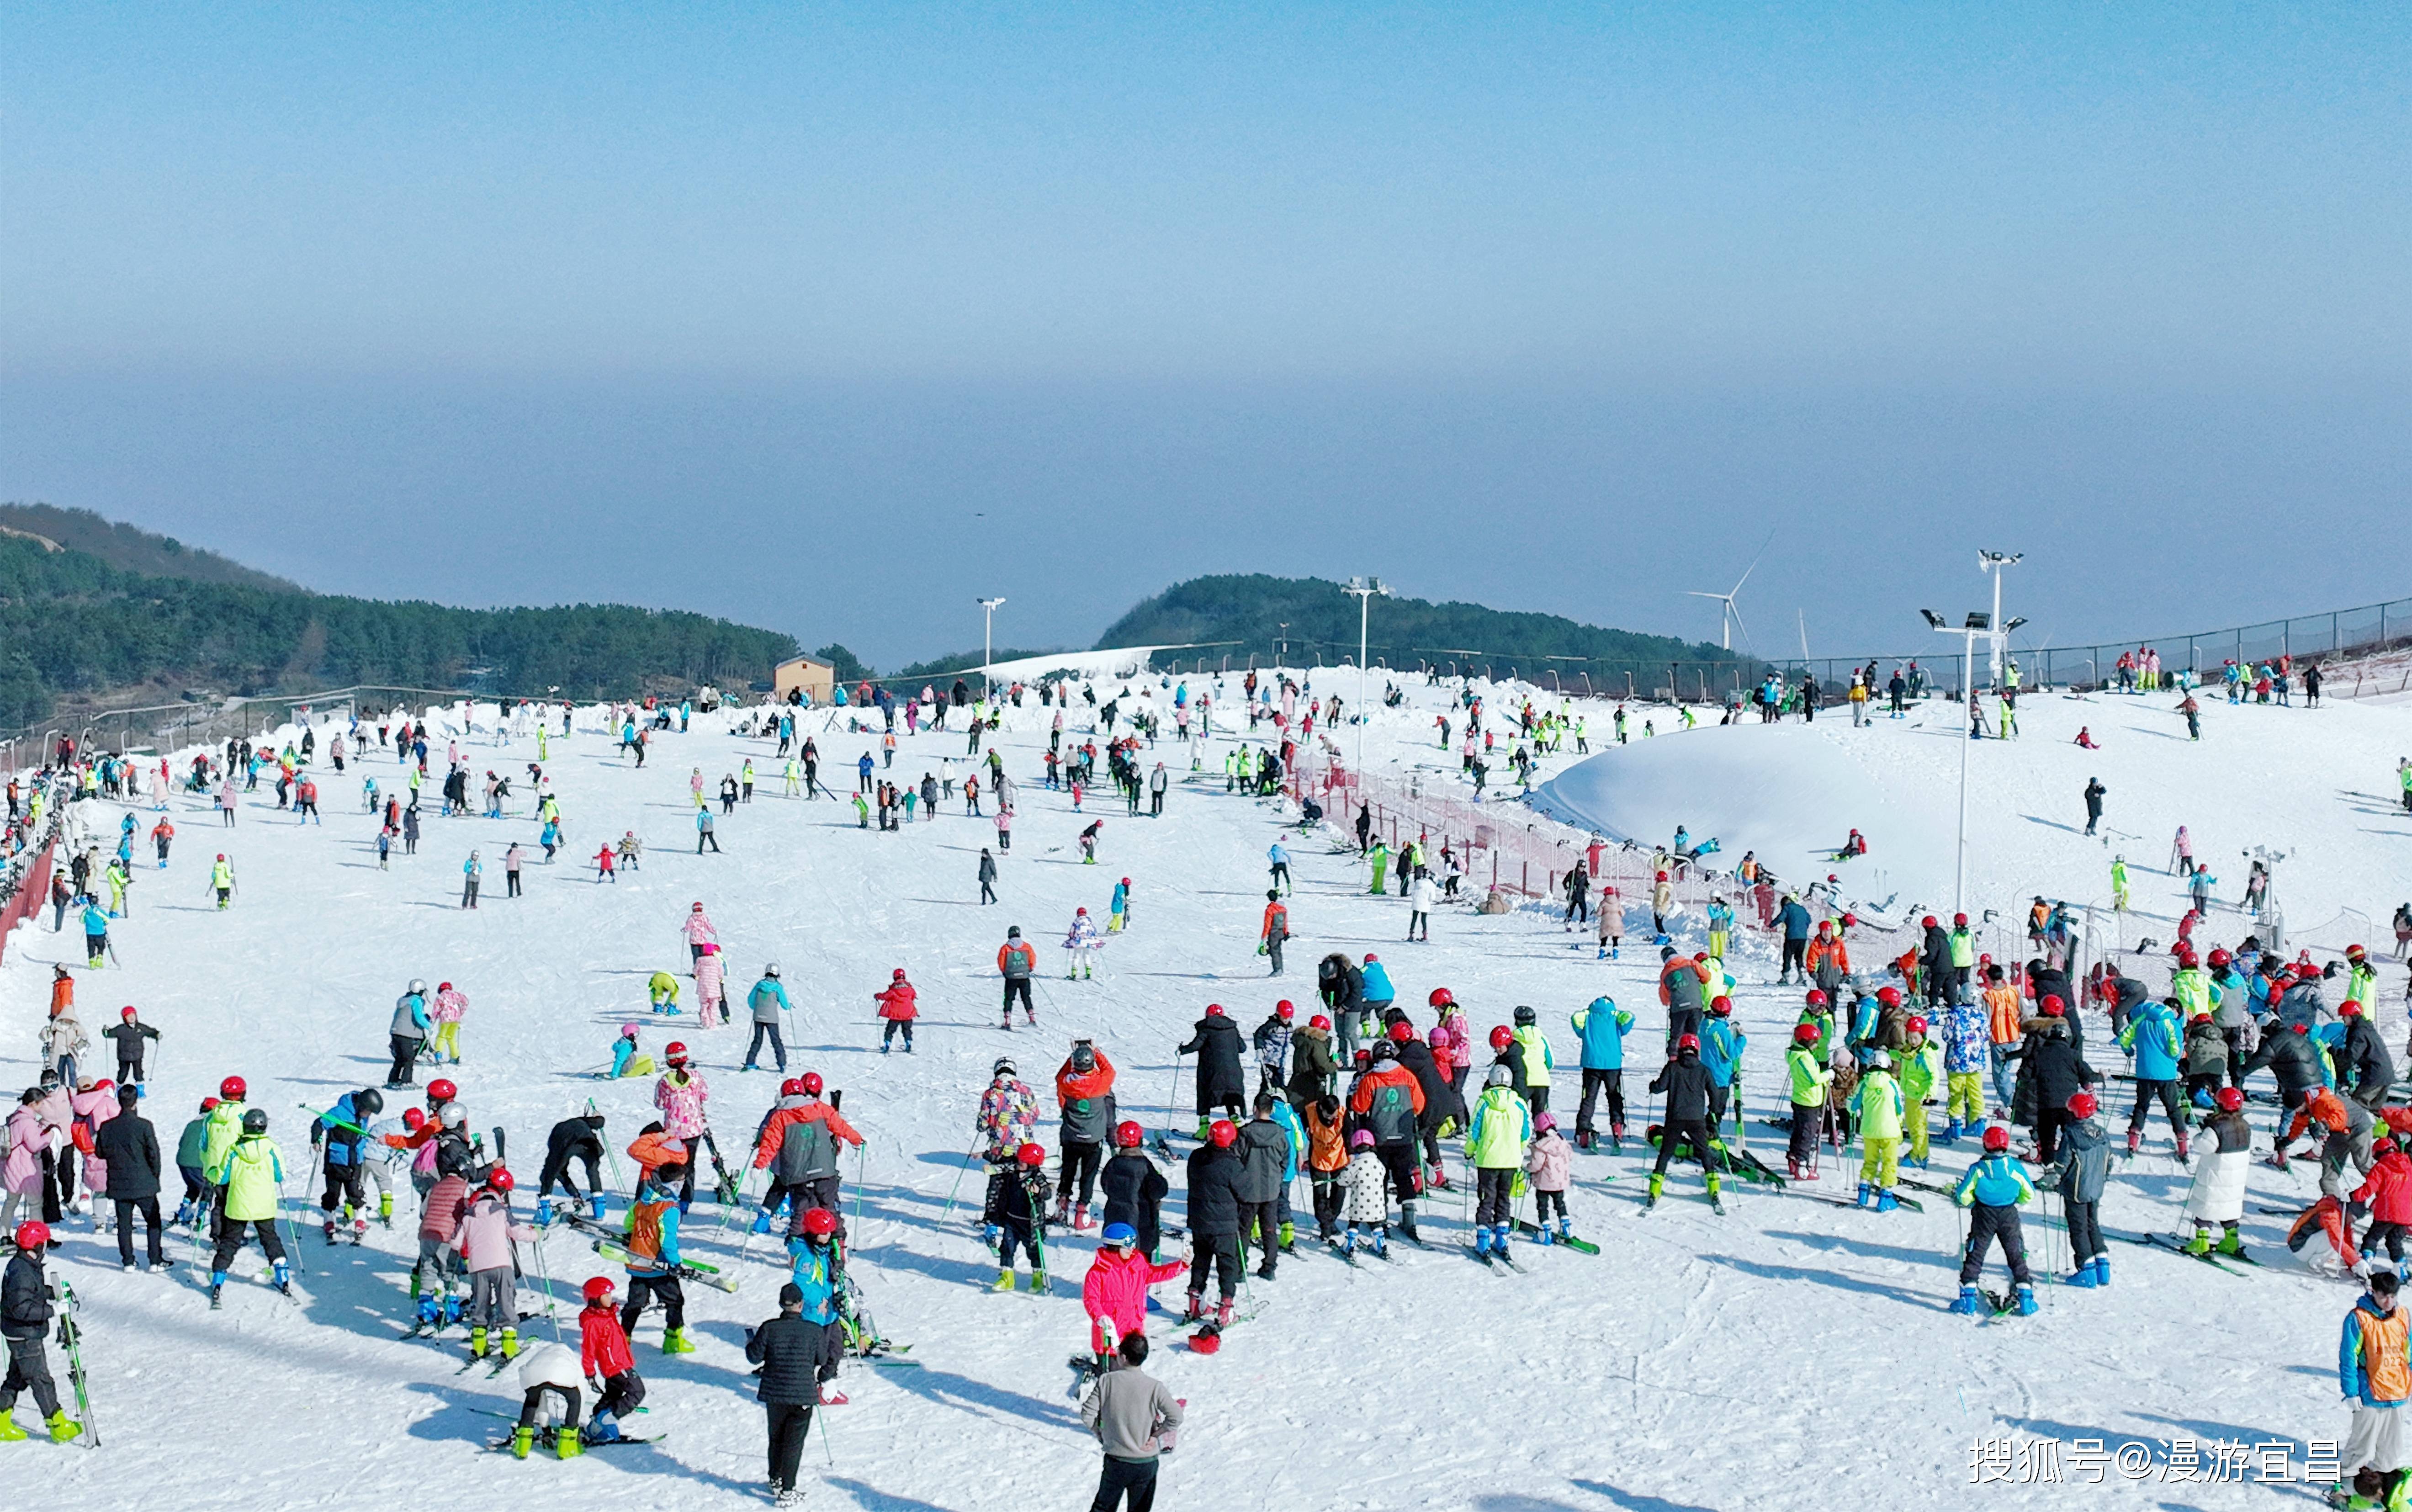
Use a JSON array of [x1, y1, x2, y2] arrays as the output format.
[[0, 502, 302, 592], [1094, 574, 1737, 677]]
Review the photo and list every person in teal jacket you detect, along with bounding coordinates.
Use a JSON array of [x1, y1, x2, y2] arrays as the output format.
[[1570, 997, 1633, 1151], [1699, 998, 1747, 1140], [1704, 897, 1733, 961], [80, 900, 111, 967], [1467, 1066, 1533, 1259], [1951, 1126, 2036, 1316], [2117, 995, 2189, 1157]]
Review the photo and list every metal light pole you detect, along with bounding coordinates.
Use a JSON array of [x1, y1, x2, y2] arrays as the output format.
[[1979, 551, 2022, 687], [976, 598, 1006, 699], [1342, 577, 1388, 774], [1921, 602, 2025, 919]]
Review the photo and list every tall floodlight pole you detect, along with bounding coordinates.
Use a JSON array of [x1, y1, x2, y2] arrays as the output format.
[[1342, 577, 1389, 774], [1980, 551, 2023, 689], [977, 598, 1006, 698], [1923, 598, 2025, 920]]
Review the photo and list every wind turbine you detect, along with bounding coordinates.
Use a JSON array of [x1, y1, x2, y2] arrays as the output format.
[[1686, 527, 1775, 653]]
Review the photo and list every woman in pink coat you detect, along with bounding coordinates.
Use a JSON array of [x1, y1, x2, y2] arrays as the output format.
[[1080, 1227, 1189, 1361], [69, 1080, 116, 1210], [682, 902, 718, 968], [1, 1093, 54, 1231], [695, 944, 727, 1029]]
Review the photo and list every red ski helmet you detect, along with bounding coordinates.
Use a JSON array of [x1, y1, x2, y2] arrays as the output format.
[[486, 1167, 515, 1194], [1792, 1023, 1821, 1044], [800, 1072, 824, 1095], [2216, 1088, 2245, 1112], [1309, 1014, 1331, 1030], [1276, 1001, 1295, 1020], [1904, 1016, 1928, 1035], [1709, 996, 1732, 1017], [1982, 1126, 2010, 1152], [1922, 915, 1938, 929], [2040, 996, 2064, 1017], [1805, 989, 1828, 1007], [2208, 948, 2232, 968], [1205, 1003, 1225, 1017], [1114, 1121, 1144, 1148], [664, 1043, 689, 1066], [800, 1207, 839, 1239], [121, 1005, 137, 1019], [219, 1075, 247, 1101], [13, 1220, 51, 1252], [1488, 1025, 1514, 1051], [1016, 1142, 1046, 1166], [427, 1078, 459, 1103], [1676, 1033, 1700, 1052], [1428, 987, 1456, 1008], [780, 1078, 803, 1097], [1389, 1021, 1415, 1043], [1209, 1120, 1239, 1148], [1876, 987, 1901, 1008], [2065, 1091, 2097, 1119], [892, 967, 908, 980], [582, 1276, 616, 1303], [402, 1107, 426, 1131]]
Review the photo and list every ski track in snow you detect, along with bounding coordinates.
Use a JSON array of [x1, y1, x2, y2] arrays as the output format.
[[3, 677, 2400, 1509]]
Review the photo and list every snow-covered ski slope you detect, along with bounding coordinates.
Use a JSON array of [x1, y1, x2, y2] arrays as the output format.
[[2, 671, 2405, 1510]]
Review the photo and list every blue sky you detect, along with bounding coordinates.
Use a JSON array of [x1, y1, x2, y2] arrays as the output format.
[[4, 5, 2406, 666]]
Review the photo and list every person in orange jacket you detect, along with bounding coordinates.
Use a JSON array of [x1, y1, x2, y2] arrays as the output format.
[[1054, 1042, 1118, 1229], [997, 927, 1039, 1029], [750, 1072, 864, 1239]]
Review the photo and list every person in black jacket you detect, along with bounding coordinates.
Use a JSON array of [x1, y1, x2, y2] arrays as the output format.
[[102, 1007, 161, 1086], [2006, 1003, 2098, 1162], [1317, 954, 1364, 1064], [1919, 918, 1952, 1009], [1390, 1022, 1453, 1188], [1183, 1124, 1246, 1326], [746, 1282, 820, 1507], [2025, 964, 2082, 1050], [94, 1084, 168, 1270], [1235, 1096, 1288, 1279], [2095, 971, 2149, 1040], [2340, 1004, 2397, 1113], [1177, 1007, 1246, 1139], [1098, 1123, 1168, 1258], [537, 1112, 609, 1224], [1647, 1037, 1720, 1209], [2240, 1020, 2327, 1115], [2082, 777, 2105, 836], [0, 1221, 79, 1442]]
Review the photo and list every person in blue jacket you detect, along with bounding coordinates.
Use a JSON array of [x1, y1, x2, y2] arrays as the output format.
[[1951, 1126, 2037, 1316], [2116, 994, 2189, 1158], [1358, 955, 1397, 1039], [1775, 895, 1813, 983], [1699, 997, 1749, 1141], [856, 752, 876, 794], [784, 1207, 848, 1401], [1571, 997, 1633, 1151], [309, 1087, 387, 1242], [80, 898, 112, 967]]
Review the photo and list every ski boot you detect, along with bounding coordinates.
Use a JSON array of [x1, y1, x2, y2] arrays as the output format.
[[1194, 1118, 1213, 1141], [1644, 1173, 1664, 1210], [1278, 1220, 1295, 1253], [443, 1296, 466, 1326], [750, 1207, 775, 1236], [991, 1268, 1018, 1293], [2176, 1133, 2190, 1162], [1856, 1182, 1874, 1209], [1370, 1230, 1388, 1259], [2184, 1226, 2213, 1257], [1875, 1188, 1899, 1213], [324, 1218, 340, 1245], [584, 1411, 622, 1443], [471, 1326, 490, 1359], [173, 1199, 194, 1228], [272, 1259, 292, 1296], [1182, 1291, 1203, 1323], [1576, 1130, 1596, 1152], [417, 1295, 443, 1330], [557, 1424, 584, 1459], [2067, 1257, 2099, 1287], [380, 1190, 395, 1226], [1706, 1173, 1725, 1215], [1937, 1119, 1961, 1143], [1473, 1226, 1493, 1258], [0, 1413, 22, 1442], [2092, 1256, 2110, 1286], [511, 1425, 535, 1459], [1610, 1123, 1625, 1155], [1215, 1297, 1235, 1327], [1425, 1162, 1450, 1191], [1399, 1204, 1421, 1244], [1949, 1284, 1980, 1315], [662, 1326, 695, 1354], [1074, 1204, 1092, 1232], [500, 1326, 520, 1360], [2014, 1284, 2038, 1316], [44, 1409, 80, 1443], [2126, 1128, 2141, 1157], [537, 1198, 555, 1226], [588, 1192, 608, 1222], [2216, 1225, 2247, 1261], [1554, 1216, 1574, 1245]]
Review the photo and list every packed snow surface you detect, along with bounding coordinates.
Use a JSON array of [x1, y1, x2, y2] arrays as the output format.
[[3, 669, 2407, 1509]]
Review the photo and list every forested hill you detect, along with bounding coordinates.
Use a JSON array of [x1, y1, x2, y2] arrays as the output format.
[[0, 502, 302, 592], [1095, 574, 1736, 674], [0, 529, 797, 728]]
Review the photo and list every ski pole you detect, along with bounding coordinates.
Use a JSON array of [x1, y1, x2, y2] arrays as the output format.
[[528, 1226, 566, 1343], [939, 1138, 981, 1222], [1161, 1052, 1186, 1145], [852, 1139, 869, 1235]]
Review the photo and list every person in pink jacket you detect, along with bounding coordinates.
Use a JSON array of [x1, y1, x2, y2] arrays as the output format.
[[1428, 998, 1474, 1130], [695, 945, 727, 1029], [447, 1168, 538, 1359], [2, 1093, 56, 1232], [430, 983, 469, 1064], [682, 902, 718, 967], [1521, 1110, 1577, 1244], [69, 1080, 117, 1211], [34, 1077, 75, 1215], [1080, 1224, 1189, 1370], [653, 1046, 710, 1206]]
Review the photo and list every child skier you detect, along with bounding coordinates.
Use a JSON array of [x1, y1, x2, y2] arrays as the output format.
[[2184, 1086, 2253, 1261], [449, 1167, 537, 1360], [1786, 1023, 1833, 1180], [2054, 1091, 2111, 1285], [1080, 1224, 1188, 1375], [984, 1141, 1053, 1293], [1851, 1050, 1905, 1209], [1951, 1125, 2038, 1316], [875, 968, 918, 1054], [1338, 1130, 1392, 1257], [1897, 1017, 1943, 1167], [208, 1109, 291, 1305], [648, 971, 683, 1017], [578, 1276, 647, 1443], [1063, 907, 1102, 981], [429, 982, 467, 1065], [1098, 1122, 1168, 1257], [620, 1162, 694, 1353], [0, 1222, 81, 1442], [1523, 1109, 1575, 1244], [608, 1024, 653, 1079]]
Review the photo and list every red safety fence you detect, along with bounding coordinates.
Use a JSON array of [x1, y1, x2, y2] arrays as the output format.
[[0, 838, 56, 968]]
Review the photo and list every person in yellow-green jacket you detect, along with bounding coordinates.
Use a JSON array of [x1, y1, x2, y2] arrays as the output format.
[[1851, 1051, 1906, 1211], [648, 971, 683, 1017], [1897, 1017, 1944, 1168], [200, 1073, 252, 1237], [1368, 840, 1390, 895], [1508, 1007, 1555, 1115], [1467, 1064, 1532, 1262], [2110, 855, 2131, 913], [208, 1108, 290, 1305], [1786, 1022, 1834, 1180], [1947, 913, 1977, 1004]]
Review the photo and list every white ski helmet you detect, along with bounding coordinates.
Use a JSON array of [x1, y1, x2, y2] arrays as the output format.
[[439, 1101, 467, 1129], [765, 963, 780, 978], [408, 978, 427, 995]]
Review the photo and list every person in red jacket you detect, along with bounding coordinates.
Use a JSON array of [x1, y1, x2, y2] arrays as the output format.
[[577, 1276, 647, 1442], [874, 968, 917, 1055], [751, 1076, 866, 1238], [2354, 1139, 2412, 1269]]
